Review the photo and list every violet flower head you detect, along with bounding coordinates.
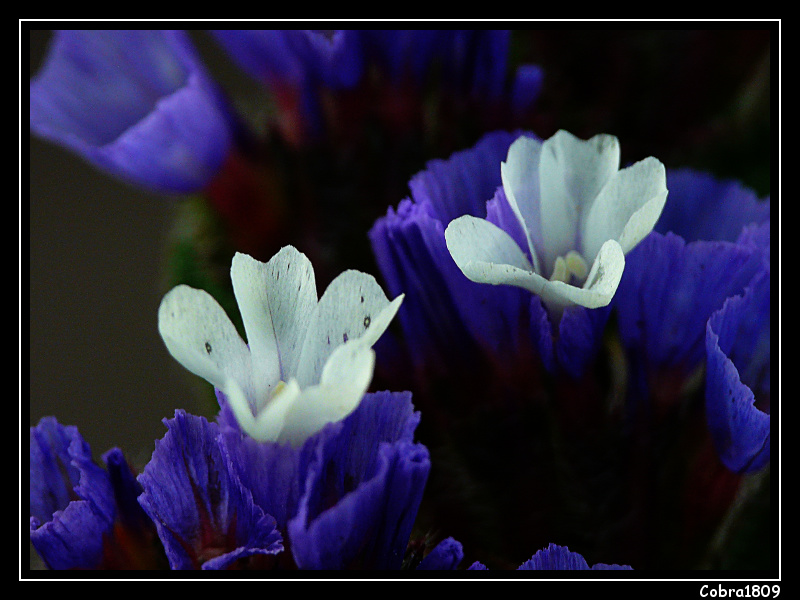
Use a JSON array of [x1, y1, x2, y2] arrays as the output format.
[[369, 126, 771, 570], [30, 417, 167, 569], [30, 30, 235, 193], [371, 129, 653, 378], [280, 391, 431, 569], [137, 411, 283, 570], [614, 169, 770, 415]]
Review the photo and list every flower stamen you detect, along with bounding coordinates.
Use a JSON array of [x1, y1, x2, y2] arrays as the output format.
[[550, 250, 589, 285]]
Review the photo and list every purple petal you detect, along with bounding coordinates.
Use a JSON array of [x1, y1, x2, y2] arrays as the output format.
[[518, 543, 591, 570], [655, 169, 769, 243], [287, 392, 430, 569], [615, 231, 764, 373], [137, 411, 282, 570], [517, 543, 632, 570], [30, 30, 233, 193], [29, 418, 115, 569], [705, 268, 770, 473]]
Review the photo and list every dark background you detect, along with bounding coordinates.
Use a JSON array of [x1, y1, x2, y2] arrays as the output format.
[[28, 30, 197, 465]]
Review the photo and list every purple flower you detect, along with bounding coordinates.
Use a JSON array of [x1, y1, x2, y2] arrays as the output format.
[[370, 130, 623, 379], [137, 410, 283, 570], [614, 170, 770, 466], [614, 231, 765, 378], [218, 390, 431, 569], [369, 129, 771, 569], [30, 30, 235, 193], [30, 417, 166, 569]]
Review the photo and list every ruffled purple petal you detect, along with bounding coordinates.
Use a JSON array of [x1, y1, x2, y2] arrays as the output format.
[[615, 231, 764, 374], [137, 410, 282, 570], [30, 30, 233, 193], [287, 391, 430, 569], [655, 169, 770, 243], [29, 417, 115, 569], [369, 198, 487, 374], [518, 543, 632, 570], [371, 131, 543, 375], [705, 268, 770, 473]]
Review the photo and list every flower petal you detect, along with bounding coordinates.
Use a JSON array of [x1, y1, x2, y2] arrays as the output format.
[[230, 252, 281, 404], [546, 239, 625, 309], [30, 30, 232, 193], [705, 268, 770, 473], [281, 341, 376, 446], [581, 156, 668, 263], [538, 130, 620, 272], [445, 215, 535, 284], [447, 214, 613, 309], [445, 214, 615, 309], [137, 411, 283, 570], [158, 284, 253, 403], [500, 134, 544, 272], [295, 269, 396, 388], [226, 378, 302, 443], [231, 247, 317, 400], [287, 392, 429, 569]]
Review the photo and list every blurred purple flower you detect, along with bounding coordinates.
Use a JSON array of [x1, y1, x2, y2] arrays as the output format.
[[30, 30, 236, 193]]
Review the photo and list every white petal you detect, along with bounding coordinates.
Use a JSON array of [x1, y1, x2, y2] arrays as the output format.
[[446, 216, 625, 311], [359, 293, 404, 348], [228, 378, 302, 443], [446, 215, 569, 298], [158, 285, 253, 403], [230, 252, 281, 406], [581, 156, 668, 263], [261, 246, 319, 381], [538, 130, 620, 272], [279, 341, 375, 446], [543, 239, 625, 309], [445, 215, 534, 277], [294, 269, 395, 388], [500, 135, 544, 273]]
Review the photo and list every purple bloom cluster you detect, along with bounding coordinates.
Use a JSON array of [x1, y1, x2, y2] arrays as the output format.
[[369, 130, 770, 568], [31, 392, 432, 570]]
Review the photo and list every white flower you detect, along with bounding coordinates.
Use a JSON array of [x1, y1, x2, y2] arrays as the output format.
[[158, 245, 403, 446], [444, 130, 668, 313]]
